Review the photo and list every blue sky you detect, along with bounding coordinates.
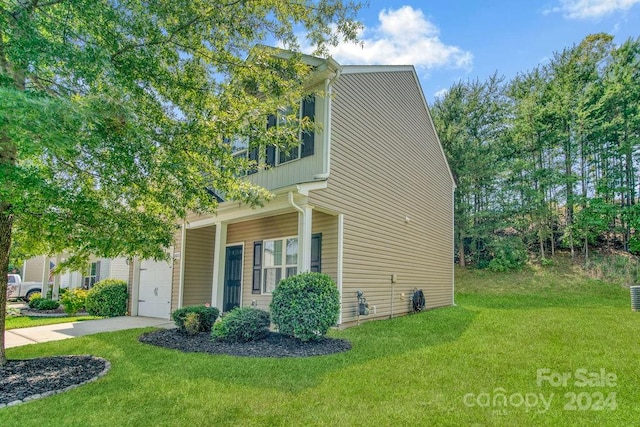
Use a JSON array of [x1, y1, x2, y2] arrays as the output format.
[[317, 0, 640, 102]]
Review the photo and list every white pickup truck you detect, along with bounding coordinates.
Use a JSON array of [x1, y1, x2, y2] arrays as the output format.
[[7, 274, 43, 302]]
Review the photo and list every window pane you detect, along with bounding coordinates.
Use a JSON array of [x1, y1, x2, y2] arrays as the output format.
[[286, 238, 298, 265], [286, 267, 297, 278], [263, 240, 282, 267], [263, 268, 281, 293], [231, 135, 249, 153]]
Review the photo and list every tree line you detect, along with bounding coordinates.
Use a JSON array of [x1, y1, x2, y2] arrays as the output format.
[[431, 33, 640, 269]]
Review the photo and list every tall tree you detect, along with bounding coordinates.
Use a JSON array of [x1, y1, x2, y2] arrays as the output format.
[[0, 1, 360, 365]]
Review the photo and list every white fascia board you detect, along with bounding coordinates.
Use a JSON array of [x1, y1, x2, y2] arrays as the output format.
[[341, 65, 414, 75], [185, 185, 323, 229]]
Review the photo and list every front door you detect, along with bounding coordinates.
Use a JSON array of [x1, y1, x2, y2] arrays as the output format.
[[223, 245, 243, 312]]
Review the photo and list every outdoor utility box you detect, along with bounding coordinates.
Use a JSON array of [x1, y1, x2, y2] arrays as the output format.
[[631, 286, 640, 312]]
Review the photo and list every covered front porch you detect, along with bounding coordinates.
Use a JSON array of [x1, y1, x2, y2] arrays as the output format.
[[174, 185, 343, 319]]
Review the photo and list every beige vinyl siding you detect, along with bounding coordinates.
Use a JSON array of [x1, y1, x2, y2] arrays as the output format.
[[181, 226, 216, 306], [226, 210, 338, 311], [309, 69, 454, 325]]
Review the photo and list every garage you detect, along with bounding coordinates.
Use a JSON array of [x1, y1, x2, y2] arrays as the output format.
[[137, 258, 172, 319]]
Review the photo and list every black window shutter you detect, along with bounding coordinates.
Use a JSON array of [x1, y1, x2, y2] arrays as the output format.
[[301, 96, 315, 158], [310, 233, 322, 273], [266, 146, 276, 167], [247, 146, 259, 175], [266, 114, 277, 166], [95, 261, 101, 283], [252, 241, 263, 294]]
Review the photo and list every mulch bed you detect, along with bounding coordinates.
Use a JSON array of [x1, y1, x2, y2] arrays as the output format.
[[139, 329, 352, 358], [0, 356, 110, 408]]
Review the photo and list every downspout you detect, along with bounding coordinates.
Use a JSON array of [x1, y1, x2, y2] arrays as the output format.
[[313, 69, 341, 180], [288, 191, 304, 216]]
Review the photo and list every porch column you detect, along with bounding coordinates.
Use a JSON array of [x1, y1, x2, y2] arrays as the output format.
[[298, 205, 313, 273], [131, 258, 141, 316], [211, 222, 227, 311]]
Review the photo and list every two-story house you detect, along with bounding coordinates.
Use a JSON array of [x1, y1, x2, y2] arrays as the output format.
[[130, 52, 455, 326]]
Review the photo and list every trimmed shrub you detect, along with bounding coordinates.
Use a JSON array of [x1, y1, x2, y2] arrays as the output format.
[[212, 307, 270, 342], [33, 298, 60, 311], [183, 312, 201, 336], [172, 305, 219, 333], [61, 288, 89, 315], [28, 292, 43, 309], [270, 272, 340, 342], [85, 279, 128, 317]]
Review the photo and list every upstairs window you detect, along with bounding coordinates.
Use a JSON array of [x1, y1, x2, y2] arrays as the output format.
[[272, 96, 316, 165], [226, 95, 316, 175]]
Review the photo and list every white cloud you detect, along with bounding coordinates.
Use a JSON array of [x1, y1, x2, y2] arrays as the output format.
[[324, 6, 472, 71], [434, 88, 450, 99], [545, 0, 640, 19]]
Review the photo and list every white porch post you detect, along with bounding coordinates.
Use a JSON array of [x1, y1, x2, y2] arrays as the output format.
[[131, 258, 141, 316], [52, 254, 62, 300], [211, 222, 227, 311], [41, 255, 49, 295], [178, 223, 186, 309], [298, 205, 313, 273]]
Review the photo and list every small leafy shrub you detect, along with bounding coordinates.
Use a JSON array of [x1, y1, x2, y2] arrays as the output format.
[[212, 307, 270, 342], [61, 288, 89, 315], [487, 236, 528, 272], [172, 305, 219, 333], [33, 298, 60, 311], [270, 272, 340, 342], [183, 312, 202, 336], [28, 292, 43, 309], [85, 279, 128, 317]]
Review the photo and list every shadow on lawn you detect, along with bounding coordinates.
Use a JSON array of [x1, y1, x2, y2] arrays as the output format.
[[129, 305, 477, 393]]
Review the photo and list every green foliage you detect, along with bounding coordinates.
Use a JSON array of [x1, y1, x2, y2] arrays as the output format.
[[32, 298, 60, 311], [172, 306, 219, 333], [85, 279, 128, 317], [270, 272, 339, 341], [212, 307, 270, 343], [0, 0, 361, 363], [27, 292, 42, 308], [487, 236, 528, 272], [60, 288, 89, 316], [183, 312, 202, 337]]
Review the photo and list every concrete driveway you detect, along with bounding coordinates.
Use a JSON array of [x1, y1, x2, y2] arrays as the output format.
[[5, 316, 174, 349]]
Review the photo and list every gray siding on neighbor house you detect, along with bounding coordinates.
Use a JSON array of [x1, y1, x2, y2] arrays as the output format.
[[309, 69, 454, 325], [108, 258, 130, 282]]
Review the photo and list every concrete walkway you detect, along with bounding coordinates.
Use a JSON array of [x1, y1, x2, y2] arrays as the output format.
[[6, 316, 175, 349]]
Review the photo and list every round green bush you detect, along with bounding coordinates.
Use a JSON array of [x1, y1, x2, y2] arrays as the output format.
[[33, 298, 60, 311], [85, 279, 128, 317], [212, 307, 270, 342], [269, 272, 339, 342], [172, 305, 220, 333], [27, 292, 43, 309]]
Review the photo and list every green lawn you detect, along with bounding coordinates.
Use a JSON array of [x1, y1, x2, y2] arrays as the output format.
[[6, 315, 100, 330], [2, 257, 638, 426]]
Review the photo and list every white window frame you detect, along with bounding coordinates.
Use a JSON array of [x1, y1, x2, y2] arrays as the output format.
[[276, 103, 303, 165], [262, 235, 298, 294]]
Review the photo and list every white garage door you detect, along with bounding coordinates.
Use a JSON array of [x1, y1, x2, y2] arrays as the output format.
[[138, 259, 172, 319]]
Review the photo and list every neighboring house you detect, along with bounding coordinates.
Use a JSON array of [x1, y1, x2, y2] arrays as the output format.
[[130, 52, 455, 325], [20, 255, 129, 290]]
